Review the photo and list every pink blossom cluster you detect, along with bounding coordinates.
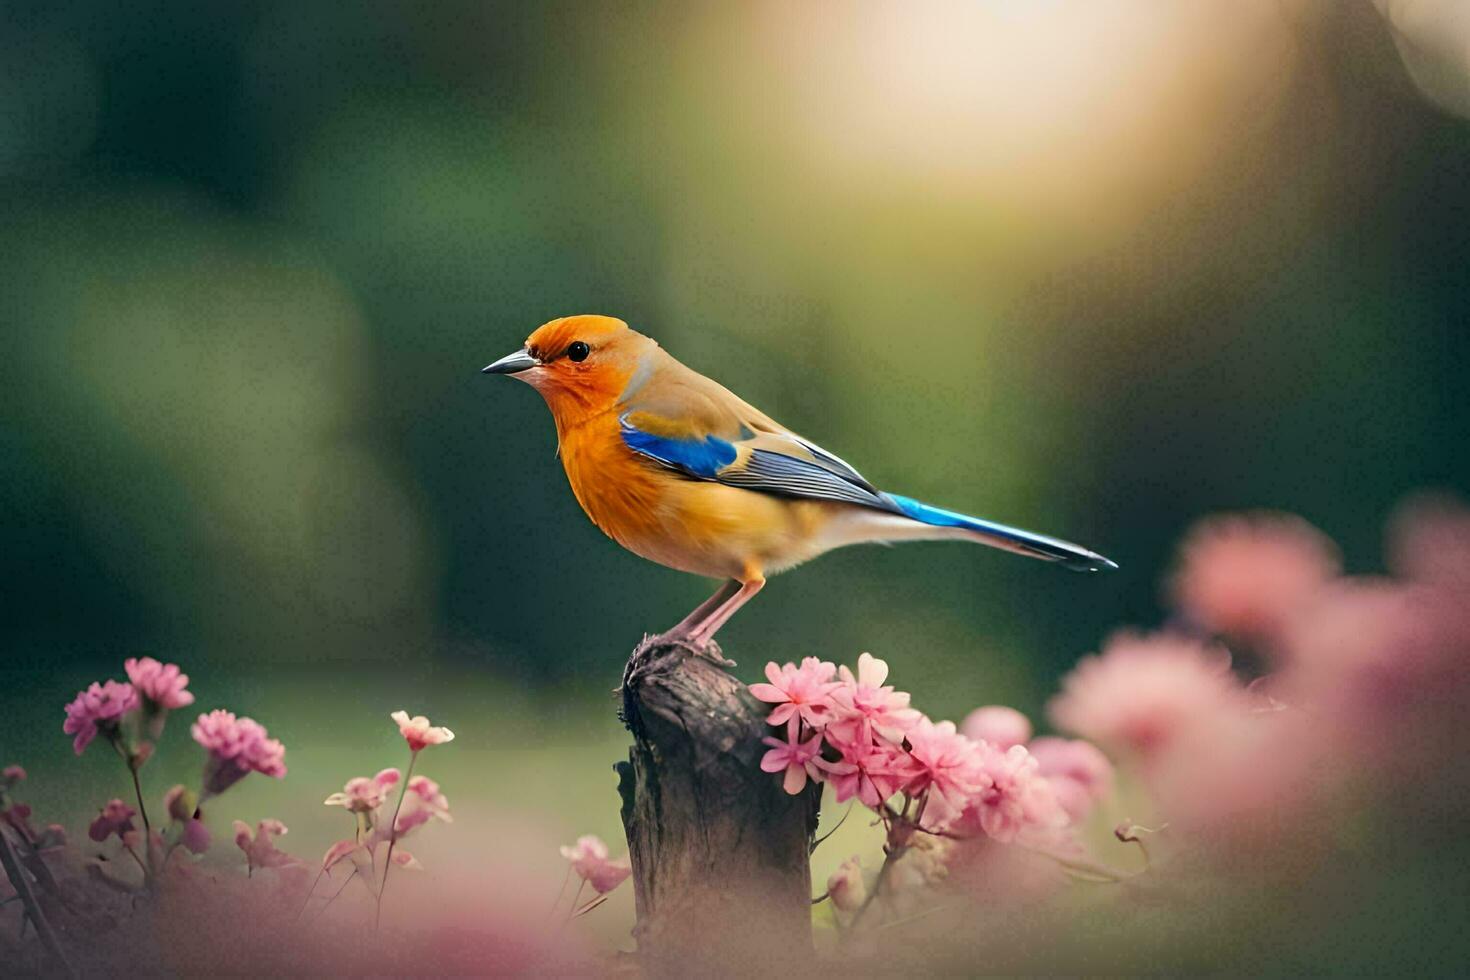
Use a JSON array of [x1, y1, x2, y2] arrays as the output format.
[[752, 653, 1090, 847], [310, 710, 455, 924], [192, 709, 287, 795], [88, 798, 138, 843], [62, 680, 140, 755], [1043, 494, 1470, 850], [124, 656, 195, 710]]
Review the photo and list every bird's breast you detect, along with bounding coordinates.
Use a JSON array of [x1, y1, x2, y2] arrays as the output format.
[[556, 415, 840, 580], [558, 417, 677, 560]]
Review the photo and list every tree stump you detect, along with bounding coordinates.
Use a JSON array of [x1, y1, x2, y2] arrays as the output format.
[[615, 635, 821, 976]]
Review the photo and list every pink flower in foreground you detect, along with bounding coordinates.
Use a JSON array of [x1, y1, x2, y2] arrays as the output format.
[[124, 656, 195, 710], [825, 736, 912, 810], [180, 818, 211, 854], [393, 775, 453, 835], [191, 709, 287, 795], [389, 850, 424, 871], [62, 680, 139, 755], [88, 798, 137, 843], [1047, 631, 1244, 764], [1025, 737, 1113, 823], [1169, 512, 1340, 644], [233, 818, 297, 873], [749, 658, 842, 729], [325, 768, 401, 814], [825, 653, 921, 744], [904, 719, 988, 830], [322, 838, 366, 872], [1281, 579, 1470, 763], [761, 718, 853, 795], [559, 835, 632, 895], [391, 711, 455, 752], [960, 706, 1033, 749], [827, 855, 866, 912], [959, 743, 1068, 844]]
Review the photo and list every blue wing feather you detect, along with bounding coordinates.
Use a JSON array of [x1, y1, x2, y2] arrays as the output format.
[[619, 412, 886, 506], [619, 417, 737, 478]]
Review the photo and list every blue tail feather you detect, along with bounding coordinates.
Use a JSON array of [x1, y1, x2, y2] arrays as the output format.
[[882, 493, 1117, 573]]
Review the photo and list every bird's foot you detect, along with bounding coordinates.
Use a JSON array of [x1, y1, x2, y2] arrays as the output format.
[[649, 628, 736, 668], [658, 628, 735, 668]]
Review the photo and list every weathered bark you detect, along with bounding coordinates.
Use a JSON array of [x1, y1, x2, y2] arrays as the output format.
[[616, 636, 820, 976]]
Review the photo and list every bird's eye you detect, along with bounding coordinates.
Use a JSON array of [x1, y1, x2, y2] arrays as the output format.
[[567, 341, 590, 362]]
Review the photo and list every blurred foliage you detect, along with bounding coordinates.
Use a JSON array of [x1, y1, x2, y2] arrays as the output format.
[[3, 0, 1468, 726]]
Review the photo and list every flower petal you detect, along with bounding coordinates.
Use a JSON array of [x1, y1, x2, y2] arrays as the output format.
[[782, 765, 808, 795]]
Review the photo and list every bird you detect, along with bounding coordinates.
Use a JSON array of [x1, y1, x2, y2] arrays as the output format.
[[483, 315, 1115, 651]]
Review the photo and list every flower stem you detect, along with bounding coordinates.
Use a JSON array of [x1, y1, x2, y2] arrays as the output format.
[[562, 879, 586, 927], [549, 862, 572, 918], [375, 750, 418, 930], [111, 734, 154, 879], [129, 766, 154, 859]]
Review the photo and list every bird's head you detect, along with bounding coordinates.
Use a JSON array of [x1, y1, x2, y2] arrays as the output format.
[[483, 315, 656, 427]]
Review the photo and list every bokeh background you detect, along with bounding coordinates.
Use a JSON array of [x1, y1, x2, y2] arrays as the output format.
[[3, 0, 1468, 962]]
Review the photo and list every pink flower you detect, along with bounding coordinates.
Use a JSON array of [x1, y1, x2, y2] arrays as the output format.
[[2, 764, 25, 786], [559, 835, 632, 894], [760, 718, 853, 795], [1169, 512, 1340, 644], [1047, 631, 1244, 764], [191, 709, 287, 795], [391, 710, 455, 752], [960, 706, 1033, 749], [124, 656, 195, 710], [322, 838, 366, 872], [233, 818, 297, 873], [904, 719, 988, 829], [825, 736, 913, 810], [62, 680, 139, 755], [1025, 737, 1113, 823], [827, 856, 867, 911], [1280, 579, 1470, 764], [394, 775, 453, 835], [88, 799, 137, 843], [825, 653, 922, 744], [959, 743, 1068, 843], [324, 768, 401, 814], [389, 850, 425, 871], [180, 818, 211, 854], [749, 658, 843, 729]]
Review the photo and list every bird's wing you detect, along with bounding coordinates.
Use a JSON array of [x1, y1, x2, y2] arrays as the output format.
[[617, 349, 894, 507], [618, 403, 891, 510]]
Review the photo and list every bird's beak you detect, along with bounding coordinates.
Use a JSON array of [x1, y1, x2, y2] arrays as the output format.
[[482, 348, 540, 375]]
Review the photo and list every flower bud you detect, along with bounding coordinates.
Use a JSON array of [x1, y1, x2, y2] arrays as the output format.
[[827, 856, 867, 912], [164, 784, 197, 823]]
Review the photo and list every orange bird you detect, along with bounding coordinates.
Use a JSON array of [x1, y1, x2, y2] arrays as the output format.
[[484, 315, 1114, 649]]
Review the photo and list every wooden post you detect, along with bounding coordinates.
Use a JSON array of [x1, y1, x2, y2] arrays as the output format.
[[615, 636, 821, 975]]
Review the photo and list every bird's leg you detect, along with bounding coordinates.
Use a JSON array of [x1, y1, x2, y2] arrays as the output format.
[[662, 580, 742, 640], [685, 577, 765, 651], [634, 580, 741, 673]]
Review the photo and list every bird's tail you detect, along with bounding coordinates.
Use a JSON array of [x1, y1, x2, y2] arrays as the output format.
[[876, 493, 1117, 572]]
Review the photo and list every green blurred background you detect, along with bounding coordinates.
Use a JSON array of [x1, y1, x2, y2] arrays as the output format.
[[2, 0, 1468, 948]]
